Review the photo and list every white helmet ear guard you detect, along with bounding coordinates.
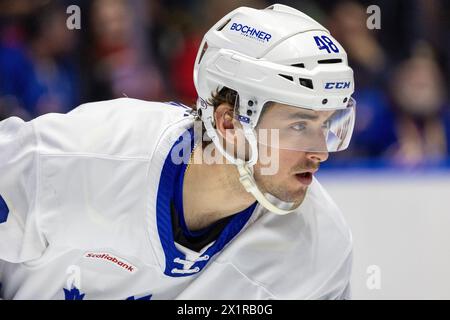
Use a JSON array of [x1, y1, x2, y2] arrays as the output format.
[[196, 94, 259, 167], [193, 4, 356, 215]]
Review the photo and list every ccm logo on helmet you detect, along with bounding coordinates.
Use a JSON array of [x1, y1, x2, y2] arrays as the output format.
[[230, 22, 272, 42], [324, 81, 351, 89]]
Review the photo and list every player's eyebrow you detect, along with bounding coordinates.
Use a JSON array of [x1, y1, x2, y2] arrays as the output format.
[[285, 112, 319, 121]]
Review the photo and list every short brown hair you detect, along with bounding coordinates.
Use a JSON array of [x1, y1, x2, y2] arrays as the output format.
[[192, 87, 237, 147], [197, 86, 273, 119], [191, 87, 237, 112], [207, 87, 238, 109], [193, 87, 273, 147]]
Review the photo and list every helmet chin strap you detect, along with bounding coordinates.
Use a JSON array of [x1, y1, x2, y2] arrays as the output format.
[[200, 103, 301, 215], [236, 161, 299, 215]]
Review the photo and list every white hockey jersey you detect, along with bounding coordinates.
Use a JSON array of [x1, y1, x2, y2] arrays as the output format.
[[0, 98, 352, 300]]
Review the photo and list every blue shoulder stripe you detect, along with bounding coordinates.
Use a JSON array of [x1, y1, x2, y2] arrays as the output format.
[[0, 194, 9, 224]]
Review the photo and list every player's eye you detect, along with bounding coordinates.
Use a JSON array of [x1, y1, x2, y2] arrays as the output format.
[[290, 122, 307, 132]]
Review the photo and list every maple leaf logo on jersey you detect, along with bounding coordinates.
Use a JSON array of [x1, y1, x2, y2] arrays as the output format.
[[63, 287, 85, 300]]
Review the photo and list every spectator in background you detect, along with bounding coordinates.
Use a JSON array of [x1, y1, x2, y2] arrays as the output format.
[[160, 0, 269, 105], [23, 2, 79, 116], [0, 42, 38, 120], [324, 1, 397, 164], [85, 0, 166, 102], [328, 1, 386, 88], [0, 1, 79, 120], [386, 44, 449, 167]]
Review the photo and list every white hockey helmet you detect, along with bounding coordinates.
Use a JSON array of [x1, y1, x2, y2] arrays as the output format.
[[193, 4, 356, 214]]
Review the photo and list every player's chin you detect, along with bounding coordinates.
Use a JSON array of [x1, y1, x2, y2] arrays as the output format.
[[279, 183, 308, 203], [290, 181, 309, 200], [281, 191, 307, 206], [292, 187, 308, 201]]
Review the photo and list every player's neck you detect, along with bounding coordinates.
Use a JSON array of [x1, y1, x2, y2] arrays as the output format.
[[182, 145, 256, 232]]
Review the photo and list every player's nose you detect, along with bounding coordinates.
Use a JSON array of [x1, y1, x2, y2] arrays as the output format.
[[306, 150, 329, 163]]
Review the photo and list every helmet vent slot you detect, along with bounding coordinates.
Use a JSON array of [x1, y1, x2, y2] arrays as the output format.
[[291, 63, 305, 68], [317, 58, 342, 64], [217, 18, 231, 31], [299, 78, 313, 89], [198, 42, 209, 64], [279, 74, 294, 82]]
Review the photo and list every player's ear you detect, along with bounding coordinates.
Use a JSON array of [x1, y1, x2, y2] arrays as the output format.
[[214, 103, 249, 160], [214, 103, 236, 140]]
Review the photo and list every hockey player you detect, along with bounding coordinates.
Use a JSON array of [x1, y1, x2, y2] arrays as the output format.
[[0, 4, 355, 299]]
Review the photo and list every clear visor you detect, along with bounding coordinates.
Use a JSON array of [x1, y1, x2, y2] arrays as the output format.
[[249, 98, 356, 152]]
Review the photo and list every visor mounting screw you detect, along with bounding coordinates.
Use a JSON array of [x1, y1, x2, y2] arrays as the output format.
[[343, 97, 348, 103], [247, 109, 253, 116], [322, 98, 328, 105], [248, 100, 254, 107]]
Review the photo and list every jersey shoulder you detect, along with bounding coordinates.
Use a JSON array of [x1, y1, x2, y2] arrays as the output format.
[[33, 98, 193, 158]]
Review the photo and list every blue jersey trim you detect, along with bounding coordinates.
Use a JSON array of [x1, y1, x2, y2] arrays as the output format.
[[156, 127, 257, 277], [0, 194, 9, 224], [164, 101, 190, 109]]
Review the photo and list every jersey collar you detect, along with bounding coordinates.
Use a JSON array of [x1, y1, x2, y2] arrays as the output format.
[[155, 127, 257, 277]]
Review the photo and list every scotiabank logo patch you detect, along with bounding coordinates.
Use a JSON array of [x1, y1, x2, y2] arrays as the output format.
[[84, 252, 137, 273]]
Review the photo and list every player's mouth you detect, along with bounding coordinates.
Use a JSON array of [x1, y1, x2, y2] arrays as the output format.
[[294, 169, 317, 186]]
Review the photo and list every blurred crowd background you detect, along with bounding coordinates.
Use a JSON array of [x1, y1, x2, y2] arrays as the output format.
[[0, 0, 449, 169]]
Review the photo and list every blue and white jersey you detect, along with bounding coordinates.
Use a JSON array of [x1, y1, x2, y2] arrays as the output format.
[[0, 98, 352, 299]]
